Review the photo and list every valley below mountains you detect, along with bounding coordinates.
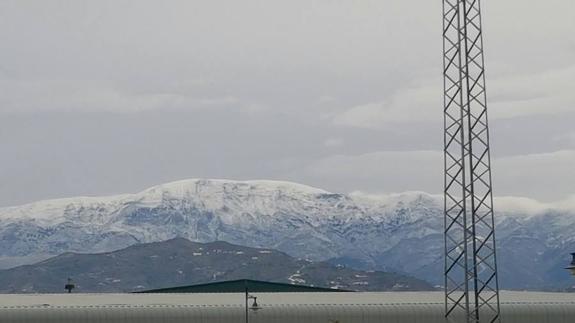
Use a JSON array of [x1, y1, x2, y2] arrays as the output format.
[[0, 179, 574, 290]]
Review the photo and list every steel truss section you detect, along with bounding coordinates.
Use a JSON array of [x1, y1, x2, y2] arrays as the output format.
[[442, 0, 501, 322]]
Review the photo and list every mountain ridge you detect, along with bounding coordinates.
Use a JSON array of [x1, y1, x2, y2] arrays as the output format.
[[0, 178, 574, 290], [0, 237, 434, 293], [4, 178, 574, 215]]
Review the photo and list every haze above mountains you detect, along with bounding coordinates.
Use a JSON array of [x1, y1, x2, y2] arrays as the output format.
[[0, 178, 574, 290]]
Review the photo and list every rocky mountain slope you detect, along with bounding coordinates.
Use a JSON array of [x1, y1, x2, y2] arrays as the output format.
[[0, 179, 574, 290], [0, 238, 433, 293]]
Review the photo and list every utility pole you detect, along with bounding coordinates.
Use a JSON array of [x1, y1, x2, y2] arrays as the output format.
[[442, 1, 501, 322], [244, 281, 249, 323]]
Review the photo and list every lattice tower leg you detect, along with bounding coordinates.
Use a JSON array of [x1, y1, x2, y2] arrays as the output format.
[[442, 1, 501, 322]]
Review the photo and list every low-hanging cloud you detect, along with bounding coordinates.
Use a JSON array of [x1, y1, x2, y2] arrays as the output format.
[[297, 150, 575, 202]]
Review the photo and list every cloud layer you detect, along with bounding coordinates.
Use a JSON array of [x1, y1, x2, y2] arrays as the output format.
[[297, 150, 575, 202], [0, 0, 573, 206]]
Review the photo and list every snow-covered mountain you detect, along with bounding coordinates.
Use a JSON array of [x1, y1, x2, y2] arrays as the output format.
[[1, 179, 574, 290]]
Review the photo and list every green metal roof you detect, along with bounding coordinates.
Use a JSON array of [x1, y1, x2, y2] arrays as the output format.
[[138, 279, 350, 293]]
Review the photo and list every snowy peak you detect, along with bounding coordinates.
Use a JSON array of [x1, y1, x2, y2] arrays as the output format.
[[142, 179, 330, 197], [1, 179, 538, 222], [136, 179, 332, 212], [0, 179, 330, 222]]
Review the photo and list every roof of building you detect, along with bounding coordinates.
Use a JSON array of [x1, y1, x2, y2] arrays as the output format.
[[1, 292, 574, 323], [1, 291, 574, 308], [137, 279, 349, 293]]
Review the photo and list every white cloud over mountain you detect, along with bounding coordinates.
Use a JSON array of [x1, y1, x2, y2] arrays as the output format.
[[298, 149, 575, 202]]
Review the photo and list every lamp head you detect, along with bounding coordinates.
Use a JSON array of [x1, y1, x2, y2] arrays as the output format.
[[249, 296, 261, 312]]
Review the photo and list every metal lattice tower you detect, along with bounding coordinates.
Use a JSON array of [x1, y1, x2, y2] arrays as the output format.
[[442, 0, 501, 322]]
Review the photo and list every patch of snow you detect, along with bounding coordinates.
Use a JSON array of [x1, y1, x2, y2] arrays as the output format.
[[288, 273, 306, 285], [352, 281, 369, 285]]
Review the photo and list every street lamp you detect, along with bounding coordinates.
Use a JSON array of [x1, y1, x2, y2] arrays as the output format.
[[566, 253, 575, 276], [244, 287, 261, 323], [248, 295, 261, 311], [64, 278, 75, 293]]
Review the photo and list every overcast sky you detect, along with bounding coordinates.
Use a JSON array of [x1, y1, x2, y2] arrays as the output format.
[[0, 0, 574, 207]]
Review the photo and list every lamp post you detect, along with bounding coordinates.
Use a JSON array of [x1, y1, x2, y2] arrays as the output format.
[[567, 253, 575, 277], [64, 278, 75, 293], [244, 284, 261, 323]]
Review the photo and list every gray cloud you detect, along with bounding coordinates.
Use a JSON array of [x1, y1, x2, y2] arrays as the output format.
[[297, 150, 575, 202], [0, 0, 573, 206]]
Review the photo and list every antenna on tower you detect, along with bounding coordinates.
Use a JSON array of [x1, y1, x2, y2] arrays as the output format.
[[442, 0, 501, 322]]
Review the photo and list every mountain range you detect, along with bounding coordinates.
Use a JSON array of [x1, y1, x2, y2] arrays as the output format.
[[0, 237, 433, 293], [0, 178, 574, 290]]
